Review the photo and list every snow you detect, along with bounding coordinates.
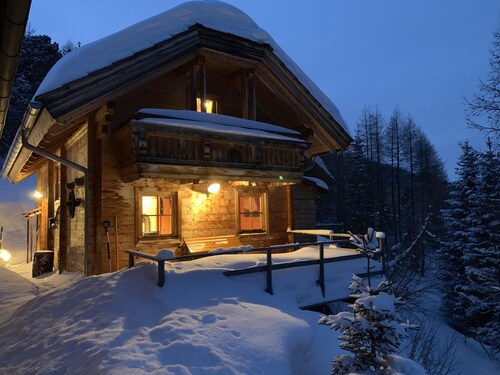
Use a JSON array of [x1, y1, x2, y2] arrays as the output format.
[[303, 176, 329, 190], [287, 228, 333, 236], [0, 201, 498, 374], [0, 238, 379, 374], [355, 292, 397, 314], [155, 249, 176, 260], [138, 108, 301, 136], [34, 1, 348, 133], [207, 245, 252, 254], [132, 117, 305, 143], [314, 156, 335, 181]]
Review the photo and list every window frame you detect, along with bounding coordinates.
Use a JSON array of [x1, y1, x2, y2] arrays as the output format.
[[196, 97, 219, 114], [236, 188, 268, 235], [136, 188, 179, 239]]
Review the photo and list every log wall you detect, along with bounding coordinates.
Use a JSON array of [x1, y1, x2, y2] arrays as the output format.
[[60, 126, 88, 273]]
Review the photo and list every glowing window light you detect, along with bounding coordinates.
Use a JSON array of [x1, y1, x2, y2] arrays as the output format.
[[196, 98, 216, 114]]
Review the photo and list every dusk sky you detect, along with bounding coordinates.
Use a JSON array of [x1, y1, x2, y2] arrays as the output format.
[[1, 0, 499, 201]]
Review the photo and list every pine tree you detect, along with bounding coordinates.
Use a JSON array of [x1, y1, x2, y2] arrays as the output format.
[[319, 275, 423, 374], [344, 131, 374, 233], [439, 141, 481, 331], [467, 139, 500, 356], [0, 32, 61, 160]]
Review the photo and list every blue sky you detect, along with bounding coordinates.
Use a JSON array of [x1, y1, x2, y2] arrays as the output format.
[[1, 0, 499, 200]]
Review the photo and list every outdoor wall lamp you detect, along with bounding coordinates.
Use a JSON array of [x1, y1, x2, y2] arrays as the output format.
[[207, 183, 220, 194], [191, 182, 221, 196]]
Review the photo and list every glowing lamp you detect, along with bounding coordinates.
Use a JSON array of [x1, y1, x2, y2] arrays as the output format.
[[0, 249, 12, 263], [207, 183, 220, 194], [33, 190, 43, 199]]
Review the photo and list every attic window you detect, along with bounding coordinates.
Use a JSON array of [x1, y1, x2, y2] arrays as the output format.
[[196, 98, 218, 114]]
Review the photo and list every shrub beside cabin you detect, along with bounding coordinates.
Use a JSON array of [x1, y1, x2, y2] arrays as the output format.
[[1, 2, 351, 275]]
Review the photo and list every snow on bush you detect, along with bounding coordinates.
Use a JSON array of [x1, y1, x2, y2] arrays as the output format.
[[155, 249, 175, 260], [319, 275, 426, 374]]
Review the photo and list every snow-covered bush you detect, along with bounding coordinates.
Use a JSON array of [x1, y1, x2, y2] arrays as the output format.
[[319, 275, 426, 374], [350, 228, 380, 287]]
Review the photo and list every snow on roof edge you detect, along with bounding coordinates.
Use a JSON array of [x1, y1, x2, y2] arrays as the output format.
[[314, 156, 335, 181], [132, 117, 306, 143], [303, 176, 329, 191], [34, 1, 349, 134], [138, 108, 300, 136]]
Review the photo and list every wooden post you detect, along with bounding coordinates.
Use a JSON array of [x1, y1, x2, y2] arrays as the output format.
[[157, 260, 165, 287], [286, 185, 294, 243], [242, 70, 249, 119], [318, 243, 325, 297], [189, 59, 198, 111], [128, 252, 134, 268], [201, 58, 207, 111], [26, 218, 30, 263], [114, 215, 119, 271], [265, 249, 273, 295], [247, 69, 256, 120]]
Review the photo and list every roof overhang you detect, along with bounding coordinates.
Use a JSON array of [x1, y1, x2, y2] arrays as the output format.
[[0, 0, 32, 137], [1, 101, 58, 182]]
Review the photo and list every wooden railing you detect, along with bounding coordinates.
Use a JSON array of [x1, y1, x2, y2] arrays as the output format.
[[126, 240, 385, 295], [127, 249, 168, 287]]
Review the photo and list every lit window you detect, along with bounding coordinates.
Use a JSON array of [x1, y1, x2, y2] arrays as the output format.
[[196, 98, 217, 114], [238, 192, 266, 233], [140, 194, 177, 236]]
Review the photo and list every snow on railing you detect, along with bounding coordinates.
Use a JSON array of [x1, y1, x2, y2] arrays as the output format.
[[126, 237, 385, 294]]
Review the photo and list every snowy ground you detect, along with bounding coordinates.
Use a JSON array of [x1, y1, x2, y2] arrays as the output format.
[[0, 247, 369, 375], [0, 201, 499, 374]]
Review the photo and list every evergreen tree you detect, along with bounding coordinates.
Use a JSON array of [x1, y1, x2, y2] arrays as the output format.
[[466, 139, 500, 356], [0, 32, 61, 160], [439, 141, 481, 331], [344, 131, 374, 232], [319, 275, 424, 374]]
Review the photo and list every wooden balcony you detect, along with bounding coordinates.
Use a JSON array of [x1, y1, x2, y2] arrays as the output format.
[[112, 117, 309, 182]]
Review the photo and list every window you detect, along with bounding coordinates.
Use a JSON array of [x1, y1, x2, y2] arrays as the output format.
[[196, 98, 218, 114], [140, 193, 177, 237], [238, 191, 267, 233]]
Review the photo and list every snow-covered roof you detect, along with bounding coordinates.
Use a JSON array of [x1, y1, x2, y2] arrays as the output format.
[[314, 156, 335, 181], [34, 0, 348, 133], [133, 117, 305, 143], [303, 176, 329, 191], [138, 108, 301, 136]]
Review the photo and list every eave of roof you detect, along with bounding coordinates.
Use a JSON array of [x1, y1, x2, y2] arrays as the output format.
[[131, 109, 308, 148], [0, 0, 32, 137]]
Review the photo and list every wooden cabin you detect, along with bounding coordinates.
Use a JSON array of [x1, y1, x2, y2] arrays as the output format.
[[1, 1, 351, 275]]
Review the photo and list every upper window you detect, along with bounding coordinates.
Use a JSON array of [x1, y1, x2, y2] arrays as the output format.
[[140, 193, 177, 237], [196, 98, 218, 114], [238, 191, 267, 234]]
